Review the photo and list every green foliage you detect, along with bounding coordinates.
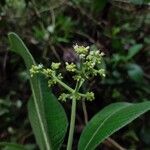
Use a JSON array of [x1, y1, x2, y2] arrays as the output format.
[[54, 15, 75, 43], [8, 33, 68, 150], [33, 24, 49, 41], [127, 44, 143, 60], [7, 33, 150, 150], [28, 79, 68, 150], [92, 0, 107, 13], [78, 102, 150, 150], [5, 0, 26, 17], [0, 0, 150, 149], [127, 63, 144, 82], [0, 142, 27, 150], [9, 32, 51, 149]]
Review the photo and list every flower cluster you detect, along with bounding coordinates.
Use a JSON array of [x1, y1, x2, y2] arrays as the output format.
[[30, 64, 43, 77], [30, 62, 62, 87], [66, 44, 105, 79], [65, 62, 76, 72], [58, 91, 94, 102], [74, 44, 89, 58], [30, 44, 105, 102]]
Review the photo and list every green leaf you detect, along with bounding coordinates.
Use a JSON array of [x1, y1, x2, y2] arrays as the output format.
[[127, 44, 143, 60], [0, 142, 27, 150], [78, 101, 150, 150], [8, 32, 50, 150], [41, 80, 68, 149], [8, 33, 68, 150], [92, 0, 107, 13], [28, 78, 68, 150], [127, 63, 144, 82]]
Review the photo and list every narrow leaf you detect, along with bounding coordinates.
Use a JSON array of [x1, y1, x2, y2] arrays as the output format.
[[8, 33, 68, 150], [8, 32, 51, 150], [127, 44, 143, 60], [28, 78, 68, 150], [78, 101, 150, 150]]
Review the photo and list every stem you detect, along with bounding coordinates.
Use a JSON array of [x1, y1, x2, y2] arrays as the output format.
[[67, 99, 76, 150], [105, 138, 127, 150], [53, 75, 85, 150], [53, 75, 86, 97], [53, 76, 74, 93], [82, 100, 88, 124], [67, 80, 82, 150]]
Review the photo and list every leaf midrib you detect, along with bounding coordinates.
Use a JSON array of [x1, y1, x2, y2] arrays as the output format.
[[84, 104, 131, 150], [31, 82, 52, 150], [8, 33, 52, 150]]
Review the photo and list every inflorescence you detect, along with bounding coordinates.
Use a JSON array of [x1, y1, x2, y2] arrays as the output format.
[[30, 44, 105, 102]]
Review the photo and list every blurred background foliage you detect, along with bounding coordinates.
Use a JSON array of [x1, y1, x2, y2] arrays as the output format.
[[0, 0, 150, 149]]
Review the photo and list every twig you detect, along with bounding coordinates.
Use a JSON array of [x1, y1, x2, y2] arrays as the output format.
[[144, 73, 150, 80], [3, 51, 8, 74], [50, 45, 61, 62], [31, 0, 41, 18], [39, 0, 67, 13], [82, 100, 88, 124], [67, 2, 104, 29], [104, 137, 127, 150], [75, 31, 103, 49]]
